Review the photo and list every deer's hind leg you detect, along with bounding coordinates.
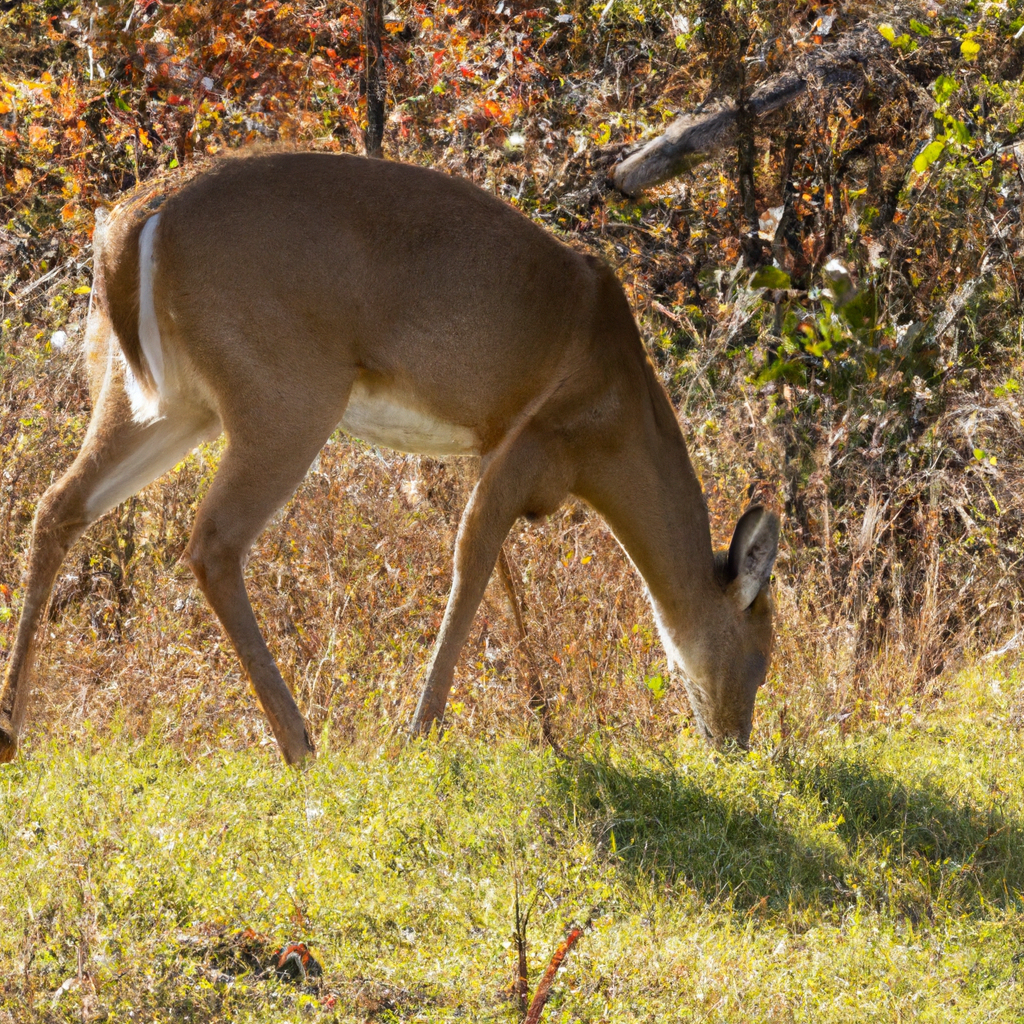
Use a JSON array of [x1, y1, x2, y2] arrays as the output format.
[[181, 391, 354, 766], [0, 371, 218, 762]]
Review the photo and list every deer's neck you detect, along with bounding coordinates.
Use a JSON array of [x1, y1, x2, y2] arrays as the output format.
[[629, 448, 719, 667], [578, 417, 719, 669]]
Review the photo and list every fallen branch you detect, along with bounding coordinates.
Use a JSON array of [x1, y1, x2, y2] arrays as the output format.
[[610, 19, 915, 195]]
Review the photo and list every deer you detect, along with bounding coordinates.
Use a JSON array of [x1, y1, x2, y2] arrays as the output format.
[[0, 152, 780, 766]]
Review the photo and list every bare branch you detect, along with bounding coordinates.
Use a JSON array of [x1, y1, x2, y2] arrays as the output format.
[[610, 21, 895, 195]]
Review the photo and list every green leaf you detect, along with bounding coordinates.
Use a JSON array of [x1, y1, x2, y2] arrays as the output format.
[[645, 674, 667, 700], [933, 75, 957, 107], [913, 140, 945, 173], [757, 358, 807, 386], [960, 35, 981, 60], [751, 266, 791, 290], [909, 18, 932, 36], [840, 288, 878, 334], [947, 118, 971, 146]]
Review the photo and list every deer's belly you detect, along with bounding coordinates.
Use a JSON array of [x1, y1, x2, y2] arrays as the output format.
[[340, 379, 479, 457]]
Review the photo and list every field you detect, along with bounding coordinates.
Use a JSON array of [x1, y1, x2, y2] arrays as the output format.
[[2, 663, 1022, 1022], [3, 0, 1024, 1020]]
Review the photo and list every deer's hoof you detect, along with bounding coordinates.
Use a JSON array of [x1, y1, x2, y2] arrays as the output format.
[[0, 720, 18, 764], [281, 726, 316, 767]]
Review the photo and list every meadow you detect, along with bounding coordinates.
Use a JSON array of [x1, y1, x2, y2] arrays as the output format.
[[2, 663, 1022, 1022], [3, 0, 1024, 1019]]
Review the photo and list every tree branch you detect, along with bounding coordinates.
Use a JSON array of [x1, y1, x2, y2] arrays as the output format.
[[609, 20, 894, 195]]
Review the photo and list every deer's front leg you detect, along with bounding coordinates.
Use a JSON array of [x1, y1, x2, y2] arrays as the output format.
[[411, 429, 570, 735]]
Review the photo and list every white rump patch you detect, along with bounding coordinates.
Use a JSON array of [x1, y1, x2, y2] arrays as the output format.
[[341, 378, 478, 457], [122, 355, 161, 424], [137, 212, 165, 398]]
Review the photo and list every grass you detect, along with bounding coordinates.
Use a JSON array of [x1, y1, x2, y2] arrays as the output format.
[[2, 661, 1022, 1022]]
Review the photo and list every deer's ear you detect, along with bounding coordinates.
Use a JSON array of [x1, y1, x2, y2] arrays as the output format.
[[727, 506, 780, 610]]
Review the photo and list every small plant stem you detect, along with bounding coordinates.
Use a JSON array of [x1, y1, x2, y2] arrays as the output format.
[[523, 923, 585, 1024], [512, 876, 530, 1013], [496, 546, 564, 755]]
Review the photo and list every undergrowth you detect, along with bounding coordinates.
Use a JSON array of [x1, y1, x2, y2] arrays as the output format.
[[1, 0, 1023, 749]]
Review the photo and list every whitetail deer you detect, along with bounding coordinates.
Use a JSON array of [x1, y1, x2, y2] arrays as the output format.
[[0, 152, 780, 765]]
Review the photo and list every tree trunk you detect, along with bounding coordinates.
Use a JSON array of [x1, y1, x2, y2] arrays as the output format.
[[364, 0, 386, 158]]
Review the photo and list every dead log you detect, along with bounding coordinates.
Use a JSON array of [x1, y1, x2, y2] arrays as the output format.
[[610, 20, 905, 195]]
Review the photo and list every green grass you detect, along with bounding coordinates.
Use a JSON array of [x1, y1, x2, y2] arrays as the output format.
[[2, 663, 1023, 1022]]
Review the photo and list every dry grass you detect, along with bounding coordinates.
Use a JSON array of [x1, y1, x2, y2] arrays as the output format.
[[2, 273, 1022, 760]]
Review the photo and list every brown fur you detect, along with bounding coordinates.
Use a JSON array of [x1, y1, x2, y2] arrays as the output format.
[[0, 152, 779, 765]]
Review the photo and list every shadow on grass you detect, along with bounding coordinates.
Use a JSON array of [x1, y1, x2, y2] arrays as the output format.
[[551, 748, 1024, 917], [785, 752, 1024, 909], [552, 752, 847, 913]]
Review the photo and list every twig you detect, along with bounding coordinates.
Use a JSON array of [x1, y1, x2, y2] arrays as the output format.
[[11, 247, 93, 305], [922, 249, 994, 348], [13, 263, 68, 302], [496, 545, 565, 756], [982, 632, 1022, 660], [522, 921, 587, 1024]]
